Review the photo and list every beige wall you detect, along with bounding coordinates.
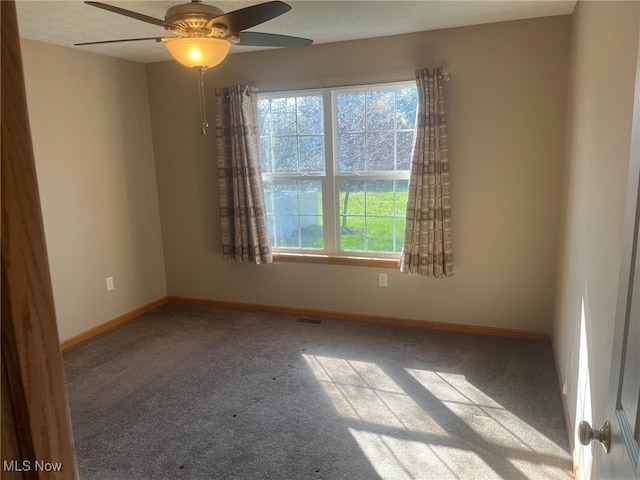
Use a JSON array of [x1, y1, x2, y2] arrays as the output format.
[[553, 1, 639, 477], [21, 39, 167, 342], [147, 16, 570, 334]]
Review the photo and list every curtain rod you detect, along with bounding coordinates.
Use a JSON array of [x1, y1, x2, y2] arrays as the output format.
[[246, 71, 452, 96], [316, 72, 452, 90]]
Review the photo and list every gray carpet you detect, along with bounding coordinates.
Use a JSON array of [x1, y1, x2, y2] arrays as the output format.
[[63, 303, 573, 479]]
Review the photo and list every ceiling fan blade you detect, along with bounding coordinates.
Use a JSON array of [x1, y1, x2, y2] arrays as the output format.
[[85, 1, 178, 29], [206, 1, 291, 33], [236, 31, 312, 48], [75, 37, 169, 46]]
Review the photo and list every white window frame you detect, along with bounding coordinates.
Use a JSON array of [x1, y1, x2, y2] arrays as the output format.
[[260, 81, 416, 259]]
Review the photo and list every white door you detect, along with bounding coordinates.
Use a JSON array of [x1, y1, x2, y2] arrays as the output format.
[[592, 17, 640, 479]]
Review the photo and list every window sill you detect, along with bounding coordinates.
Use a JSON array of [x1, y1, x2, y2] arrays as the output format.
[[272, 252, 399, 268]]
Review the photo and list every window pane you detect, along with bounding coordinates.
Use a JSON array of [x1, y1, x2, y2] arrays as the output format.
[[271, 97, 297, 136], [271, 181, 299, 214], [339, 180, 409, 254], [340, 215, 366, 251], [366, 180, 395, 216], [265, 180, 323, 250], [366, 90, 395, 131], [297, 96, 323, 135], [258, 94, 324, 175], [299, 181, 323, 214], [397, 131, 414, 171], [396, 88, 419, 130], [258, 100, 272, 136], [395, 217, 406, 253], [366, 132, 394, 171], [337, 92, 365, 133], [340, 181, 365, 216], [338, 133, 365, 172], [395, 180, 409, 215], [273, 136, 298, 172], [367, 217, 395, 252], [260, 135, 272, 173], [275, 216, 301, 248], [301, 216, 323, 249], [299, 135, 324, 173], [337, 85, 417, 174], [267, 217, 276, 246]]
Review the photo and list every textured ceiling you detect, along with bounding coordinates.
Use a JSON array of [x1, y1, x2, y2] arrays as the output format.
[[16, 1, 577, 64]]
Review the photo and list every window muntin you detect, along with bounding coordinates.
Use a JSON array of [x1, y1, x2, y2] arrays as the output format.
[[259, 94, 324, 174], [336, 87, 418, 173], [259, 83, 418, 257], [339, 179, 408, 254], [263, 180, 323, 250]]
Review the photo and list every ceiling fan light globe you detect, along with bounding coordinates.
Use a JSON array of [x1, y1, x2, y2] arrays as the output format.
[[166, 37, 230, 68]]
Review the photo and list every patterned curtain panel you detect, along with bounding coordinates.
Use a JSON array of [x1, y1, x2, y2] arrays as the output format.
[[399, 67, 453, 278], [214, 85, 272, 264]]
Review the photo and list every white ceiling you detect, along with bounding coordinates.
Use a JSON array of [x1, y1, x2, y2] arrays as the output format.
[[16, 1, 577, 64]]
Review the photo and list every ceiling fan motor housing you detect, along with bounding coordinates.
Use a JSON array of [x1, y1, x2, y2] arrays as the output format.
[[165, 3, 226, 36], [77, 1, 312, 49]]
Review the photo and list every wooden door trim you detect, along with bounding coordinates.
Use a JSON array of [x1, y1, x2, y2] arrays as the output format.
[[1, 1, 79, 478], [601, 9, 640, 478]]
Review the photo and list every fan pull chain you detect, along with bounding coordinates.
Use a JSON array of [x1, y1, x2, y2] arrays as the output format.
[[198, 67, 208, 135]]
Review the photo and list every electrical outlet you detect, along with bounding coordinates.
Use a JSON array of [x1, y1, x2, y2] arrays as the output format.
[[106, 276, 114, 291], [378, 273, 388, 288]]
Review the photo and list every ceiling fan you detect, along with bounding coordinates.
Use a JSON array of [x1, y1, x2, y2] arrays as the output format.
[[76, 1, 313, 134], [76, 1, 313, 68]]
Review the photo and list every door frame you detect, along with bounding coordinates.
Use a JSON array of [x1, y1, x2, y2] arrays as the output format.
[[1, 1, 79, 478], [599, 10, 640, 478]]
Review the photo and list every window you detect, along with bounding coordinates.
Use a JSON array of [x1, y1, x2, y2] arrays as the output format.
[[259, 82, 418, 258]]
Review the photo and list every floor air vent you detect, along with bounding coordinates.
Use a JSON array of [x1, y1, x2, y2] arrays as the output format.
[[295, 318, 323, 325]]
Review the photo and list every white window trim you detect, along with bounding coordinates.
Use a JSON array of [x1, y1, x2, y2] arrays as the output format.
[[260, 80, 416, 260]]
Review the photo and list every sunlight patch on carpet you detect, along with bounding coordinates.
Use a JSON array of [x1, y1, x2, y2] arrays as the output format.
[[303, 353, 572, 479], [302, 354, 445, 433], [406, 368, 572, 479], [406, 369, 568, 453], [348, 429, 497, 480]]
